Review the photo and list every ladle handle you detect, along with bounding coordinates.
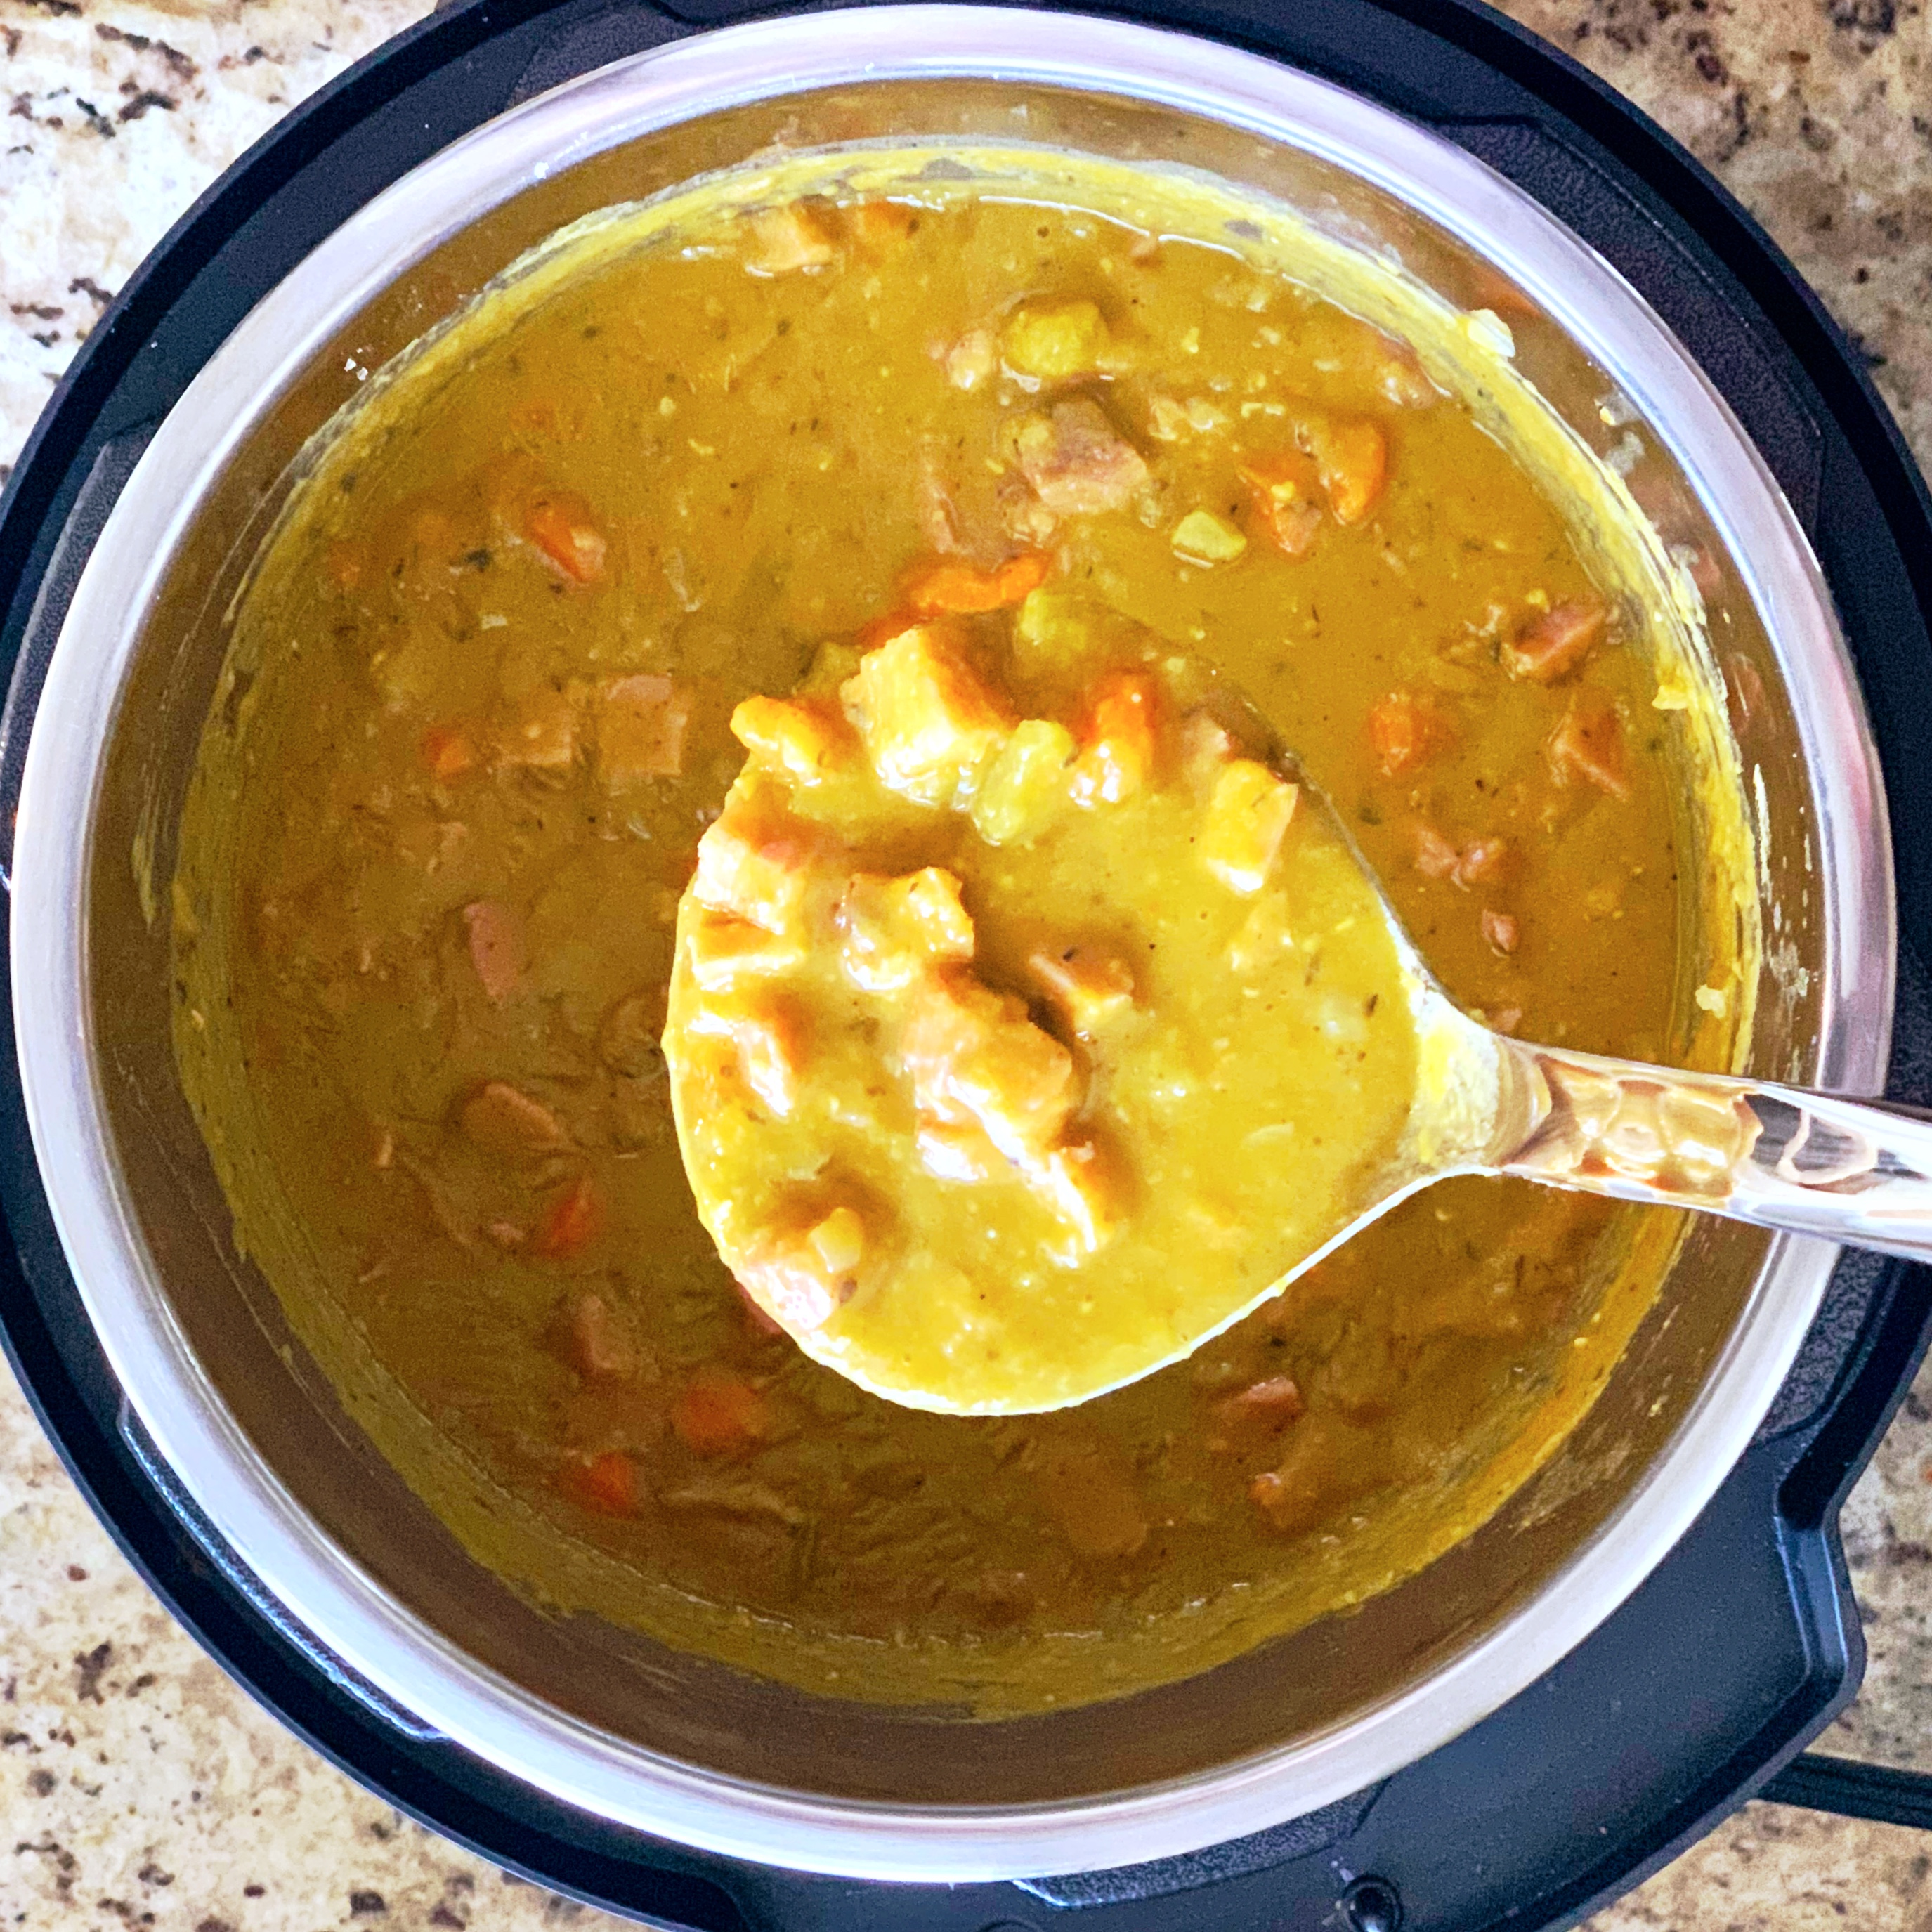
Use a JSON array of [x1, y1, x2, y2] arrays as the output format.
[[1492, 1040, 1932, 1262]]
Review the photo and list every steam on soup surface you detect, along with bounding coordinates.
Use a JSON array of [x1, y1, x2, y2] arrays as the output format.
[[173, 155, 1715, 1711]]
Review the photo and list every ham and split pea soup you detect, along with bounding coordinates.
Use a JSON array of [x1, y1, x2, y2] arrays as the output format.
[[171, 150, 1748, 1711]]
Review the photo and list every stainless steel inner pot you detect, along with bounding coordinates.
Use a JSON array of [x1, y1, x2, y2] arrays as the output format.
[[9, 5, 1893, 1883]]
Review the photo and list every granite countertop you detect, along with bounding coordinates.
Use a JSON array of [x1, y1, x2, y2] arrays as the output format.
[[2, 0, 1930, 1925]]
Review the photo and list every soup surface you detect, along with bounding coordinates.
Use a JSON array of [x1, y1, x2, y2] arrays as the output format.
[[174, 157, 1723, 1709]]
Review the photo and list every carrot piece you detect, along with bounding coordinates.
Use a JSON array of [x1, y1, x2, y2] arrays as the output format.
[[1366, 692, 1451, 777], [1295, 415, 1388, 526], [524, 495, 607, 583], [1071, 670, 1161, 805], [671, 1373, 770, 1457], [1548, 699, 1631, 799], [559, 1450, 638, 1517], [421, 724, 479, 782], [533, 1176, 604, 1258], [902, 551, 1052, 617]]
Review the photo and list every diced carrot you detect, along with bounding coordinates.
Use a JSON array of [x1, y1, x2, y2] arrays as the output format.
[[596, 674, 690, 785], [1548, 699, 1631, 799], [1366, 692, 1451, 777], [840, 623, 1010, 808], [686, 993, 806, 1117], [671, 1373, 771, 1456], [1294, 414, 1388, 526], [533, 1176, 604, 1258], [1502, 601, 1607, 684], [460, 1081, 570, 1158], [558, 1449, 638, 1517], [1482, 908, 1520, 955], [901, 551, 1052, 617], [1240, 451, 1324, 558], [1071, 670, 1161, 806], [462, 899, 526, 1003], [524, 495, 606, 584], [731, 694, 854, 783], [421, 724, 479, 782], [847, 199, 918, 253]]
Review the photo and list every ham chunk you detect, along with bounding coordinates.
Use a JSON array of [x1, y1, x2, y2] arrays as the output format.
[[1293, 412, 1388, 526], [1036, 1140, 1120, 1258], [1241, 450, 1324, 558], [1010, 399, 1150, 516], [735, 1206, 867, 1332], [461, 1080, 570, 1158], [1030, 946, 1135, 1035], [686, 993, 805, 1118], [686, 915, 807, 992], [1200, 759, 1299, 894], [741, 200, 837, 275], [462, 899, 526, 1003], [596, 674, 690, 785], [899, 971, 1078, 1168], [915, 1116, 1012, 1183], [554, 1289, 637, 1381], [838, 868, 976, 992], [1548, 698, 1631, 799], [1502, 600, 1606, 684], [840, 625, 1009, 808], [689, 799, 822, 934]]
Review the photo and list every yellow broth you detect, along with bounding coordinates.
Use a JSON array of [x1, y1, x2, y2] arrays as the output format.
[[171, 155, 1744, 1712]]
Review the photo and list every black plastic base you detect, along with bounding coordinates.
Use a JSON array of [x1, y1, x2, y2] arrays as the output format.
[[4, 2, 1932, 1928]]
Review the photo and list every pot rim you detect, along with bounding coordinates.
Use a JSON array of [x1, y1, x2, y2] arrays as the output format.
[[9, 3, 1894, 1882]]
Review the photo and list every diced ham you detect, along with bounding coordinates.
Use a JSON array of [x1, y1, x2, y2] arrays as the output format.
[[1036, 1140, 1119, 1258], [597, 674, 690, 785], [915, 1116, 1012, 1183], [1029, 946, 1135, 1035], [736, 1207, 867, 1332], [1071, 670, 1161, 807], [555, 1290, 637, 1381], [689, 801, 821, 934], [941, 327, 998, 393], [838, 868, 976, 993], [899, 971, 1078, 1168], [1010, 398, 1150, 516], [1548, 699, 1631, 799], [1414, 823, 1461, 880], [460, 1080, 570, 1157], [1456, 837, 1512, 887], [686, 993, 806, 1117], [742, 200, 837, 275], [1219, 1376, 1305, 1423], [840, 624, 1010, 808], [462, 899, 526, 1003], [421, 724, 479, 781], [1200, 758, 1300, 894], [1367, 692, 1451, 777], [1503, 601, 1607, 684], [686, 915, 806, 992], [497, 687, 577, 771], [847, 199, 918, 254], [1240, 450, 1324, 558], [731, 693, 855, 783], [1482, 908, 1520, 955]]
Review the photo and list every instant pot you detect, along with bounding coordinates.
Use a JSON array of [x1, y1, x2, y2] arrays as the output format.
[[5, 1, 1932, 1926]]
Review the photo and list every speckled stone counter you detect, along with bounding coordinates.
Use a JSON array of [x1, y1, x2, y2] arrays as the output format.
[[3, 1, 1929, 1924]]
